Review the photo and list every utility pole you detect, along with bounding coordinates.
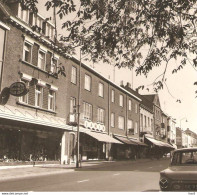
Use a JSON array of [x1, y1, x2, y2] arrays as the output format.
[[76, 48, 82, 168]]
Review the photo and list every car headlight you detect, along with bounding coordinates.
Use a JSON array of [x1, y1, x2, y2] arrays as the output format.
[[160, 178, 169, 189]]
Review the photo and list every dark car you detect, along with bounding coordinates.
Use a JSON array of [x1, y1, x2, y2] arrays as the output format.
[[159, 148, 197, 191]]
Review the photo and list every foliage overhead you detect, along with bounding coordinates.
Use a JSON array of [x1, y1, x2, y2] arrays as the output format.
[[16, 0, 197, 94]]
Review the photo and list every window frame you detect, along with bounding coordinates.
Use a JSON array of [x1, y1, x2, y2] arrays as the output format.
[[111, 112, 115, 128], [35, 85, 43, 108], [128, 119, 133, 130], [48, 89, 56, 111], [97, 107, 105, 124], [38, 49, 46, 70], [83, 101, 93, 120], [128, 99, 132, 111], [98, 82, 104, 98], [70, 97, 76, 113], [84, 74, 91, 91], [111, 89, 115, 103], [135, 122, 138, 134], [119, 94, 124, 107], [71, 66, 77, 84], [23, 41, 32, 63], [19, 79, 29, 104], [118, 116, 125, 130]]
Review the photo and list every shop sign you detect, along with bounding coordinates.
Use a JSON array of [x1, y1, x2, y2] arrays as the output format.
[[0, 87, 10, 105], [9, 82, 28, 97], [83, 120, 106, 132]]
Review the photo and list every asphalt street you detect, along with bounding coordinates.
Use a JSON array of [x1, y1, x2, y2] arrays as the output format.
[[0, 158, 170, 192]]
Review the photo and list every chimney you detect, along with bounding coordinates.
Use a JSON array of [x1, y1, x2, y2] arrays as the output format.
[[120, 80, 124, 87], [136, 88, 139, 93], [126, 82, 131, 88]]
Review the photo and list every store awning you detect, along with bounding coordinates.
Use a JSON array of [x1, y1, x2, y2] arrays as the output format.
[[114, 135, 138, 145], [82, 131, 123, 144], [0, 105, 73, 131], [145, 137, 174, 148], [129, 138, 148, 146]]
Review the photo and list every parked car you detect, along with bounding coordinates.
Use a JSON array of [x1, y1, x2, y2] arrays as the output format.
[[159, 148, 197, 191]]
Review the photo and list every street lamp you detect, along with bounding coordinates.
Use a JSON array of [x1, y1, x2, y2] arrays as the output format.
[[180, 117, 188, 130]]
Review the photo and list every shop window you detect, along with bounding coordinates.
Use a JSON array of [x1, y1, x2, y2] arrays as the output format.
[[111, 113, 115, 127], [119, 94, 123, 107], [19, 79, 29, 104], [118, 116, 125, 130], [23, 42, 32, 63], [48, 90, 55, 111], [111, 89, 115, 103], [84, 74, 91, 91], [38, 50, 46, 70], [98, 82, 104, 97], [128, 99, 132, 111], [71, 66, 77, 84], [35, 85, 43, 107], [97, 108, 104, 124], [70, 97, 76, 113], [83, 102, 92, 120]]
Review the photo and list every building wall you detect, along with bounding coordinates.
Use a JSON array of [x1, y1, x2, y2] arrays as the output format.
[[140, 107, 153, 133]]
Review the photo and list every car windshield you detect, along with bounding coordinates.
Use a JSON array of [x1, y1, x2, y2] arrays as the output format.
[[171, 150, 197, 165]]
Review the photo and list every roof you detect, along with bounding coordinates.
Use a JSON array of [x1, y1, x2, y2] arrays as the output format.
[[123, 85, 153, 111], [142, 94, 156, 103]]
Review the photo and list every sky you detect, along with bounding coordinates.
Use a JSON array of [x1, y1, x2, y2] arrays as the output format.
[[38, 1, 197, 133]]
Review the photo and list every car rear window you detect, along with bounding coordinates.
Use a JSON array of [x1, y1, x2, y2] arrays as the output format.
[[171, 151, 197, 165]]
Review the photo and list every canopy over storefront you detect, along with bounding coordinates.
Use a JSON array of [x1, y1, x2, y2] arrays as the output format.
[[128, 138, 148, 146], [0, 105, 72, 130], [81, 130, 122, 144], [145, 136, 174, 149], [113, 135, 138, 145]]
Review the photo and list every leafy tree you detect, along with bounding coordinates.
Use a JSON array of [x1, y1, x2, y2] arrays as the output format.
[[15, 0, 197, 94]]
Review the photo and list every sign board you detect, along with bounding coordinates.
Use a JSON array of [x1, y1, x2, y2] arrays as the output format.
[[0, 87, 10, 105], [9, 82, 28, 97]]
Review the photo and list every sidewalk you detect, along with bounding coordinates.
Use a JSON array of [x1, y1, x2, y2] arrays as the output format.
[[0, 158, 170, 182]]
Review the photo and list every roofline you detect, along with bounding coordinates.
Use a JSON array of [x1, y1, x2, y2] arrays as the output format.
[[71, 56, 142, 102]]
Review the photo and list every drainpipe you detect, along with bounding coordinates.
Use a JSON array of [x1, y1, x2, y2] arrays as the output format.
[[107, 82, 110, 160], [0, 28, 7, 92]]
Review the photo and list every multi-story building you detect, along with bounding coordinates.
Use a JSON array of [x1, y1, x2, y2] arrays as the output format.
[[0, 1, 145, 164], [176, 127, 182, 149], [160, 112, 168, 143], [182, 131, 188, 148], [167, 116, 176, 146], [141, 94, 162, 139]]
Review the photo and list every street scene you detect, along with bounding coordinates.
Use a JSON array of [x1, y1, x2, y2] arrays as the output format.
[[1, 0, 197, 193], [0, 158, 170, 192]]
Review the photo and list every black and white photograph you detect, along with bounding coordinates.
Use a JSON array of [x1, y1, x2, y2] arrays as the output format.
[[0, 0, 197, 193]]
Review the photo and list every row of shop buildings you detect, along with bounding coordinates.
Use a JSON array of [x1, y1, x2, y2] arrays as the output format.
[[0, 1, 178, 165], [176, 128, 197, 149]]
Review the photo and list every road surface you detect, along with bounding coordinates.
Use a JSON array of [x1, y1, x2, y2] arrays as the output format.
[[0, 158, 170, 192]]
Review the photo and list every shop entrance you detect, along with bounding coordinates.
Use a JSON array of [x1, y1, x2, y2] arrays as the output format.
[[68, 133, 76, 163]]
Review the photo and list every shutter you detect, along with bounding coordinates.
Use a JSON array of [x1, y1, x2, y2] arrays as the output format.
[[28, 85, 35, 106], [43, 87, 49, 109], [46, 51, 52, 72], [32, 43, 39, 66]]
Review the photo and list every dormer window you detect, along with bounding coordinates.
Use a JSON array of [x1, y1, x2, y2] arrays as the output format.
[[18, 4, 29, 24]]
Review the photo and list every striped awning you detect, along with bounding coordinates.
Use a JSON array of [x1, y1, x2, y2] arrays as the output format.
[[82, 131, 123, 144], [114, 135, 138, 145], [145, 136, 174, 148]]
